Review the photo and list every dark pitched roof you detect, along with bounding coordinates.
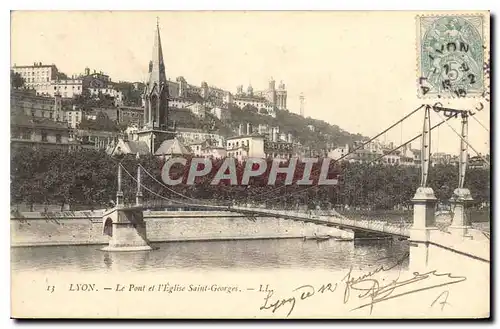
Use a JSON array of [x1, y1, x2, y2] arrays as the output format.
[[154, 138, 191, 156]]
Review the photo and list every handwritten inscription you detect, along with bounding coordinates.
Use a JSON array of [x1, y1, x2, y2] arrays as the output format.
[[431, 291, 451, 311], [258, 252, 467, 317]]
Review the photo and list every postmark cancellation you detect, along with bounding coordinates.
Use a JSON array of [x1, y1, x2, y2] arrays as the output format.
[[417, 14, 486, 98]]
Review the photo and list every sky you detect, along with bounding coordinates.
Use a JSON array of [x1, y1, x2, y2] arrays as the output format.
[[10, 11, 491, 155]]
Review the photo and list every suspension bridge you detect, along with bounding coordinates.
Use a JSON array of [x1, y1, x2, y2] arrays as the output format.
[[99, 103, 490, 270]]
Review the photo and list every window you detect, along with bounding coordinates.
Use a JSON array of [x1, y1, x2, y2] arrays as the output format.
[[22, 129, 31, 140], [41, 131, 48, 142], [55, 134, 62, 143]]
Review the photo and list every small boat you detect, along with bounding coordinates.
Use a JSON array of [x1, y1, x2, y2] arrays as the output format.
[[303, 234, 331, 241]]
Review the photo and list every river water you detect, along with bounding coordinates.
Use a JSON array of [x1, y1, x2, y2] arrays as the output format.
[[11, 238, 409, 273]]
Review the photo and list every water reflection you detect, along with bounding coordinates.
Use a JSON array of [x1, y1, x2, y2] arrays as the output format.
[[11, 239, 409, 273]]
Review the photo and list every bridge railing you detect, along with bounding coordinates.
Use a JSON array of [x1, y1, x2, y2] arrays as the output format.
[[231, 204, 412, 237]]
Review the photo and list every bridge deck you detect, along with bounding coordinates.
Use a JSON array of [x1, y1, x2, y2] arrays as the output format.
[[120, 203, 411, 237], [229, 206, 411, 237]]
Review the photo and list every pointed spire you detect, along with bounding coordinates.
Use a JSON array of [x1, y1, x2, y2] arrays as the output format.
[[147, 19, 167, 91]]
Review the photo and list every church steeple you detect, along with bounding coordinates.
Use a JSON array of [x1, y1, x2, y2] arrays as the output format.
[[147, 18, 167, 88], [143, 19, 169, 130]]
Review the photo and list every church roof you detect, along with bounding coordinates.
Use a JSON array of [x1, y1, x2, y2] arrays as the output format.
[[108, 139, 150, 156], [154, 138, 191, 156]]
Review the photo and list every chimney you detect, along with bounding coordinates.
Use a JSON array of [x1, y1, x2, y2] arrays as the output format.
[[238, 123, 244, 136], [247, 123, 252, 135], [287, 133, 293, 143]]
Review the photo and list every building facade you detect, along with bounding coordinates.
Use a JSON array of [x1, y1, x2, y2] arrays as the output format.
[[12, 62, 59, 89], [226, 135, 266, 161], [11, 90, 65, 120], [186, 102, 206, 119], [11, 114, 77, 151], [176, 127, 224, 147], [189, 140, 226, 159]]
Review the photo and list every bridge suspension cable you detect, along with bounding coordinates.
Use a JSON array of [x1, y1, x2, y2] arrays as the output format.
[[434, 111, 490, 166], [119, 163, 196, 207], [255, 114, 457, 205], [243, 104, 426, 203], [138, 164, 199, 202], [471, 114, 490, 133]]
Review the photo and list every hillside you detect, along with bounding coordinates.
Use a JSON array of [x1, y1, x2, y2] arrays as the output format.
[[222, 105, 367, 151]]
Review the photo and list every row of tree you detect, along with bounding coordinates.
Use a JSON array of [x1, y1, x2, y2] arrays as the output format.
[[11, 148, 490, 211]]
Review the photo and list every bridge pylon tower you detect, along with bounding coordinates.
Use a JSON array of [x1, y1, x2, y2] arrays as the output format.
[[409, 105, 438, 271], [448, 111, 473, 238], [101, 163, 152, 252], [410, 104, 476, 271]]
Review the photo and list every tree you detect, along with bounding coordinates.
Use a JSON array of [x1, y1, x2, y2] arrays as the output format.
[[78, 112, 119, 132], [10, 71, 25, 89]]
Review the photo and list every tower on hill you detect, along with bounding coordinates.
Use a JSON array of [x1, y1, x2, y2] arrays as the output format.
[[136, 19, 175, 153], [108, 20, 183, 158]]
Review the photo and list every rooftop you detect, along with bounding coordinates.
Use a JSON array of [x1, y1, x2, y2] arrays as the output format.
[[234, 95, 267, 102], [227, 134, 266, 140]]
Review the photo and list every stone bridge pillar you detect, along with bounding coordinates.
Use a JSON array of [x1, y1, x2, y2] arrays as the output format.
[[101, 207, 152, 252], [409, 187, 437, 271], [448, 188, 473, 238]]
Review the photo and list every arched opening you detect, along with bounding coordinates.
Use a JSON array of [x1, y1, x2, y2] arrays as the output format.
[[103, 218, 113, 237], [150, 94, 158, 127]]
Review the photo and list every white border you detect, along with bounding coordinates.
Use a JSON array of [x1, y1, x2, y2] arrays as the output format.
[[2, 1, 497, 328]]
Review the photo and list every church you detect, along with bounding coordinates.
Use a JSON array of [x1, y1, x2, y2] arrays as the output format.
[[108, 21, 190, 158]]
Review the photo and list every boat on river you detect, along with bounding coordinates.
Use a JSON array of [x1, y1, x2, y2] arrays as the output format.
[[303, 234, 331, 241]]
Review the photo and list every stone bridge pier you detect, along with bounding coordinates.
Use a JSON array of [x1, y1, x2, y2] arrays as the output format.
[[101, 164, 152, 252], [101, 207, 152, 252]]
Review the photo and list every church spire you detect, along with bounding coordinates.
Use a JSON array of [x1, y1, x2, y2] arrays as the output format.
[[143, 19, 169, 132], [147, 18, 167, 89]]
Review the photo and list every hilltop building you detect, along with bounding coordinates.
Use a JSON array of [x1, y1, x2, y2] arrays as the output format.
[[12, 62, 59, 90]]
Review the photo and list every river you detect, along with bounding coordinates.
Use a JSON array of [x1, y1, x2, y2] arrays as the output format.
[[11, 238, 409, 273]]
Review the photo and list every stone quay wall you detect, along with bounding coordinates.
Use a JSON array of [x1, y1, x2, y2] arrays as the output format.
[[11, 210, 354, 247]]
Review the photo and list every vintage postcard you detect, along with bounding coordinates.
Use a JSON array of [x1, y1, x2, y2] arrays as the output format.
[[10, 11, 490, 319]]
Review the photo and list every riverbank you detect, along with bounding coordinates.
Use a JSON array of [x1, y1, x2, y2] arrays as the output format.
[[11, 210, 354, 247]]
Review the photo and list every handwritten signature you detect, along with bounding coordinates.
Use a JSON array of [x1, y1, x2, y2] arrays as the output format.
[[259, 280, 338, 317], [345, 268, 465, 314], [258, 252, 467, 317]]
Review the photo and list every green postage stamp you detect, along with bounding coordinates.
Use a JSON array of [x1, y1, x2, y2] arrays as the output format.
[[417, 14, 486, 98]]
